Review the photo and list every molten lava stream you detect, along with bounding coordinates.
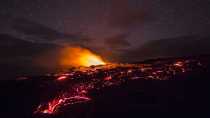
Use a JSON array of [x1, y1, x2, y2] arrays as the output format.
[[35, 95, 91, 114]]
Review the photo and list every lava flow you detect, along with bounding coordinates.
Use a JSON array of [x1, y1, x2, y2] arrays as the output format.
[[34, 58, 205, 115], [35, 96, 91, 114]]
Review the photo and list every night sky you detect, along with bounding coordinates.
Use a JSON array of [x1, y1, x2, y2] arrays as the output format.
[[1, 0, 210, 46], [1, 0, 210, 78]]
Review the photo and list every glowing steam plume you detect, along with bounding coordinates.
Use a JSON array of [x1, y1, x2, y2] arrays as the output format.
[[60, 47, 106, 67]]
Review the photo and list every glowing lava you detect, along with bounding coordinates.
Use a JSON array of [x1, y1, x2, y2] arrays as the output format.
[[60, 47, 106, 67], [57, 75, 67, 81], [34, 59, 202, 115], [35, 96, 91, 114]]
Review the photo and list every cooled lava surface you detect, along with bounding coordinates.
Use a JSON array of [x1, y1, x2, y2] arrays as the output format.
[[1, 56, 210, 118]]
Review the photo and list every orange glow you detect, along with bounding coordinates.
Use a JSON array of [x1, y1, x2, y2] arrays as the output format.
[[60, 47, 106, 67], [104, 76, 112, 81], [57, 75, 67, 81], [37, 96, 91, 114], [174, 61, 184, 67], [43, 98, 64, 114]]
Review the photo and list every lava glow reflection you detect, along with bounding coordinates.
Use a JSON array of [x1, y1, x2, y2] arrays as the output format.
[[60, 47, 106, 67]]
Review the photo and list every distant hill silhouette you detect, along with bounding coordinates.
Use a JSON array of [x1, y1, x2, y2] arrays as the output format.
[[0, 34, 61, 80], [2, 34, 210, 79], [0, 34, 58, 57], [123, 35, 210, 62]]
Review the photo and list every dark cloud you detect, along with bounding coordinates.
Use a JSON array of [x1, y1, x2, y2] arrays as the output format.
[[1, 0, 210, 64], [122, 35, 210, 62], [84, 34, 132, 63], [104, 34, 131, 50], [12, 18, 90, 44], [109, 10, 149, 28], [107, 0, 151, 28]]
